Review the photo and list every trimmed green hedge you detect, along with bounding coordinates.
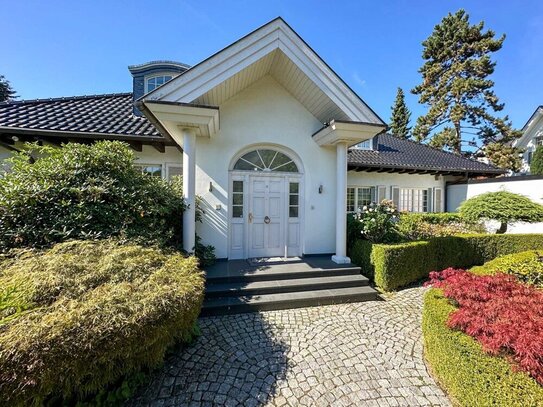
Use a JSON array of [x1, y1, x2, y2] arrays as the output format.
[[0, 240, 205, 406], [423, 289, 543, 406], [470, 250, 543, 287], [351, 234, 543, 291]]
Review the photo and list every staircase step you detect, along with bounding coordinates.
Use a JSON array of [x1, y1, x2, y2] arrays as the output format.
[[205, 274, 369, 298], [205, 260, 361, 284], [201, 286, 379, 316]]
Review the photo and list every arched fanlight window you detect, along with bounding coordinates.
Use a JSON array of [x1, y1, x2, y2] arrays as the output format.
[[233, 149, 298, 173]]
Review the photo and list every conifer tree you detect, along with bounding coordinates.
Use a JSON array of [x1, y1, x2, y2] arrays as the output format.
[[389, 87, 411, 139], [0, 75, 16, 102], [411, 9, 522, 170], [531, 146, 543, 175]]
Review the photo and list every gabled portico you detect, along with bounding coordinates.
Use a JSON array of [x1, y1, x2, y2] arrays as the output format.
[[138, 100, 219, 253], [138, 17, 386, 261]]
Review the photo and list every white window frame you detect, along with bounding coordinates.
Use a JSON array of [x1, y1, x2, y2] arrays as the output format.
[[134, 163, 164, 178], [347, 186, 375, 212], [350, 138, 373, 150], [398, 188, 428, 213], [145, 73, 175, 93]]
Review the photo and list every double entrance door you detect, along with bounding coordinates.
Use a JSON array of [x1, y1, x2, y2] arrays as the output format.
[[248, 176, 284, 258]]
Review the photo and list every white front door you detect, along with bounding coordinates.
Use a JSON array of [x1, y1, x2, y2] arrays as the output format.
[[248, 175, 284, 258]]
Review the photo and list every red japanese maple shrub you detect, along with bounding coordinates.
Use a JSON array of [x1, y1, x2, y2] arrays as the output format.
[[426, 268, 543, 385]]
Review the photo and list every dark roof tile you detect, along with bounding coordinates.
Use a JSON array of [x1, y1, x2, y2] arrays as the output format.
[[0, 93, 160, 137], [0, 94, 506, 175], [348, 133, 505, 175]]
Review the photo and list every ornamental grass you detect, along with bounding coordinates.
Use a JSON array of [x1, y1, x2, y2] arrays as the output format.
[[0, 240, 204, 406]]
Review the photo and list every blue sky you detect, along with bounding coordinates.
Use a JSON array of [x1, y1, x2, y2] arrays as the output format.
[[3, 0, 542, 129]]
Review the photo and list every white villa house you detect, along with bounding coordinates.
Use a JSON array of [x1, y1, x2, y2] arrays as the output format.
[[514, 105, 543, 174], [0, 18, 504, 264]]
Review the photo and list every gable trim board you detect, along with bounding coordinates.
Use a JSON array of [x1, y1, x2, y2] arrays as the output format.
[[140, 17, 385, 126]]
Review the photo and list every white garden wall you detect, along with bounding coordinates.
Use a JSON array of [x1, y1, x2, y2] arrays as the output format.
[[447, 176, 543, 233]]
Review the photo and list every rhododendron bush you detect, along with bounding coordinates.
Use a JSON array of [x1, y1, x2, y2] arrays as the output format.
[[426, 268, 543, 385]]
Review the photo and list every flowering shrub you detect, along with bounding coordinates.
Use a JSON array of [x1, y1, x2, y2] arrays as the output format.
[[426, 268, 543, 385], [353, 200, 399, 243], [398, 212, 485, 240]]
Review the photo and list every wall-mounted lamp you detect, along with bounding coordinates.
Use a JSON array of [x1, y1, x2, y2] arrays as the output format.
[[318, 185, 323, 194], [11, 135, 19, 142], [209, 182, 213, 192]]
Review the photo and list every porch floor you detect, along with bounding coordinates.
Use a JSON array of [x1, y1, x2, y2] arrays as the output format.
[[202, 258, 380, 315], [204, 257, 359, 282]]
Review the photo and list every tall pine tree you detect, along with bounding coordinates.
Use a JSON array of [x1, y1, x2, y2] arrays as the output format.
[[531, 146, 543, 175], [390, 87, 411, 139], [0, 75, 17, 102], [411, 9, 522, 171]]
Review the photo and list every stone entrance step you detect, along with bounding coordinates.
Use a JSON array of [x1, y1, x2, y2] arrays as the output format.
[[201, 285, 377, 316], [205, 274, 370, 298], [201, 258, 380, 316]]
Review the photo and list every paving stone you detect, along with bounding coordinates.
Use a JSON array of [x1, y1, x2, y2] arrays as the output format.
[[127, 286, 450, 406]]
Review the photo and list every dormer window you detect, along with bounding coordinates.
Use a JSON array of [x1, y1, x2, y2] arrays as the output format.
[[129, 61, 190, 115], [145, 74, 174, 93], [351, 138, 373, 150]]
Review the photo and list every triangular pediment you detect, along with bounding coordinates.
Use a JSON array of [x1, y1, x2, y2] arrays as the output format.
[[142, 18, 384, 125]]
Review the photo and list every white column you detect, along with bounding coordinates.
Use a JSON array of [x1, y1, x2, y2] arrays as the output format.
[[332, 142, 351, 264], [182, 128, 197, 254]]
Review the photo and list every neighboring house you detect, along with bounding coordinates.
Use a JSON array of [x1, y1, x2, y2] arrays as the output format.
[[0, 17, 504, 262], [513, 105, 543, 174]]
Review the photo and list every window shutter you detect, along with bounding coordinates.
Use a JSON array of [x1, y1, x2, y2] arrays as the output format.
[[433, 188, 443, 212], [377, 185, 386, 203], [391, 186, 400, 209], [346, 187, 355, 212], [370, 186, 376, 203], [427, 188, 433, 212]]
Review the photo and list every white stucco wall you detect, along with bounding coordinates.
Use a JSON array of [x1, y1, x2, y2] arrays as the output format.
[[0, 145, 11, 161], [193, 75, 336, 258], [447, 178, 543, 233], [0, 145, 12, 171], [347, 171, 448, 211]]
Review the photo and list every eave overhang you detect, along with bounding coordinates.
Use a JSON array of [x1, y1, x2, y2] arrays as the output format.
[[139, 101, 219, 146], [0, 126, 171, 144], [347, 162, 506, 177], [312, 120, 386, 147]]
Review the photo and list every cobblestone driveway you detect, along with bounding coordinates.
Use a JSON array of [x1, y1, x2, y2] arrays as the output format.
[[128, 286, 450, 406]]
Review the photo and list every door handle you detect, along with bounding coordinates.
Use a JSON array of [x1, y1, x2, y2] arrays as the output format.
[[248, 213, 253, 223], [264, 216, 271, 224]]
